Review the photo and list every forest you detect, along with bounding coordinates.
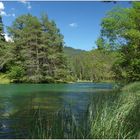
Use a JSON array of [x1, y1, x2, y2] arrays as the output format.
[[0, 2, 140, 84]]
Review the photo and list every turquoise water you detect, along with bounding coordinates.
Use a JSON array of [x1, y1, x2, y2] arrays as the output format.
[[0, 83, 113, 138]]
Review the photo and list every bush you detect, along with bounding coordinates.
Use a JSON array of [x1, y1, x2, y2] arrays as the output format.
[[8, 66, 25, 82]]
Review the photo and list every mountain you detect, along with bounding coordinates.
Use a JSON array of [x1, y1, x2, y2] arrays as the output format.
[[63, 46, 86, 57]]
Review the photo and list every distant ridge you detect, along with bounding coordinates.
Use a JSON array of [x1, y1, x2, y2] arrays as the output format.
[[63, 46, 86, 57]]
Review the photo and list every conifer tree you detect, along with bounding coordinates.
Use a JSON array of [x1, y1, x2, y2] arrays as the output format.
[[0, 16, 5, 44], [8, 13, 69, 83], [8, 14, 42, 82], [41, 14, 68, 82], [0, 15, 6, 70]]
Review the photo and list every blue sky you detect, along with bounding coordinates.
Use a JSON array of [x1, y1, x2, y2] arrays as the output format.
[[0, 1, 131, 50]]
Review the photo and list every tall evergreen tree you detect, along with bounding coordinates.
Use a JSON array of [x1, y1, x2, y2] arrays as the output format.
[[0, 15, 5, 44], [0, 15, 6, 70], [8, 14, 42, 82], [41, 14, 68, 82], [8, 13, 69, 83]]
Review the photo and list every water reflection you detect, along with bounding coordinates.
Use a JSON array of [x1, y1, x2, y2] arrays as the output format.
[[0, 83, 113, 138]]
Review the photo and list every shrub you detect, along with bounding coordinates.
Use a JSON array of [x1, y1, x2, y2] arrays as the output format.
[[8, 66, 25, 82]]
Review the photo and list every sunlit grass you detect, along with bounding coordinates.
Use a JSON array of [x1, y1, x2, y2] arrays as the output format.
[[89, 82, 140, 139], [0, 73, 10, 84]]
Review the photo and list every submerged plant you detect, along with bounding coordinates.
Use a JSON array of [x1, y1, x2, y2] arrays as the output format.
[[27, 107, 90, 139]]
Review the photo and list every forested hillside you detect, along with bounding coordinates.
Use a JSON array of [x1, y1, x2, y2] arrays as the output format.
[[63, 46, 86, 57]]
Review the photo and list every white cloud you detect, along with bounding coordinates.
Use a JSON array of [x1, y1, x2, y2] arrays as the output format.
[[69, 22, 78, 28], [0, 2, 4, 12], [1, 11, 15, 17], [1, 11, 11, 17], [18, 0, 32, 9], [27, 2, 31, 9], [18, 0, 27, 4], [0, 2, 5, 15], [0, 11, 6, 16], [0, 2, 9, 16], [0, 2, 15, 17]]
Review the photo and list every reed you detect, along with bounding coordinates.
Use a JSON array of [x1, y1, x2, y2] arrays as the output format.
[[27, 82, 140, 139]]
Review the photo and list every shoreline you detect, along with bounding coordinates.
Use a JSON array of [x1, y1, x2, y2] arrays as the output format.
[[0, 73, 115, 84]]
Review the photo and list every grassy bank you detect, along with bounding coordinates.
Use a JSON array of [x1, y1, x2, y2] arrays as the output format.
[[89, 82, 140, 139], [0, 72, 114, 84], [0, 74, 10, 84], [22, 82, 140, 139]]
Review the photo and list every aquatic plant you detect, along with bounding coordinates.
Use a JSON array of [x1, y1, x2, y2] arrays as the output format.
[[89, 82, 140, 139], [27, 82, 140, 139], [27, 107, 90, 139]]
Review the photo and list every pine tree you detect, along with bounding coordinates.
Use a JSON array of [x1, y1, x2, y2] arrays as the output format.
[[8, 14, 42, 82], [8, 13, 69, 83], [0, 15, 5, 43], [41, 14, 68, 82], [0, 15, 6, 70]]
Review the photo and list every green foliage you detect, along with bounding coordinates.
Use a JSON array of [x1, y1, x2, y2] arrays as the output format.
[[0, 15, 6, 71], [8, 14, 43, 83], [1, 2, 139, 83], [96, 37, 105, 50], [99, 2, 140, 82], [68, 49, 117, 82], [0, 73, 10, 84], [0, 16, 14, 74], [6, 13, 69, 83], [63, 46, 86, 57], [89, 83, 140, 139], [121, 82, 140, 93], [0, 16, 5, 44], [8, 66, 25, 82]]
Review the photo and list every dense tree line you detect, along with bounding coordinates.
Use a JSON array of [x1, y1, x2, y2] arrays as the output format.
[[65, 48, 117, 82], [0, 14, 71, 83], [0, 2, 140, 83]]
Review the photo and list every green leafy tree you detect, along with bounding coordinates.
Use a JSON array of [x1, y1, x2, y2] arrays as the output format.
[[69, 49, 116, 82], [99, 2, 140, 82], [96, 37, 105, 50], [8, 66, 25, 82]]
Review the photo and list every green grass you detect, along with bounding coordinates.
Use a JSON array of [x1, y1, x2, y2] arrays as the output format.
[[0, 73, 10, 84], [23, 82, 140, 139], [89, 82, 140, 139]]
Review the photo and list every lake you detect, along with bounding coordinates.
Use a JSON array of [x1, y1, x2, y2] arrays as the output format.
[[0, 83, 113, 138]]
